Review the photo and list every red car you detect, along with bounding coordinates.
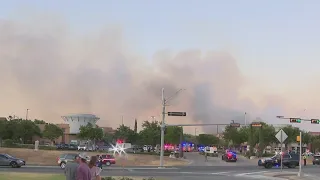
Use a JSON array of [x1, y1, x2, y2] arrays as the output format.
[[101, 154, 116, 166]]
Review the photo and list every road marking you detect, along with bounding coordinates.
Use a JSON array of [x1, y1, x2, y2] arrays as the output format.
[[238, 175, 287, 180], [211, 171, 232, 175], [235, 171, 270, 176]]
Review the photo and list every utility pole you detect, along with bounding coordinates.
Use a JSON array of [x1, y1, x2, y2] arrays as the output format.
[[244, 112, 247, 126], [159, 88, 185, 167], [160, 88, 166, 167], [26, 109, 29, 120], [298, 131, 302, 177], [121, 116, 124, 125]]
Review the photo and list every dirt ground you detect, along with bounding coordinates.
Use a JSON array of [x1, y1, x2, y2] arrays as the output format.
[[0, 148, 188, 166]]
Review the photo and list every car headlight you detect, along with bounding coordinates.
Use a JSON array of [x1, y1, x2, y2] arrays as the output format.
[[261, 159, 265, 162]]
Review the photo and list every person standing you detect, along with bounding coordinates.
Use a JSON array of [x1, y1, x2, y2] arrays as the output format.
[[303, 154, 307, 166], [77, 153, 92, 180], [64, 155, 80, 180], [89, 156, 102, 180]]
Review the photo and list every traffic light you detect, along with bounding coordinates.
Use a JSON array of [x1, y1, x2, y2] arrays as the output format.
[[311, 119, 320, 124], [296, 136, 300, 142], [289, 118, 301, 123]]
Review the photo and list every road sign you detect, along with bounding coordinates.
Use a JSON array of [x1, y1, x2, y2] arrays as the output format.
[[311, 119, 319, 124], [230, 123, 240, 127], [167, 112, 187, 116], [251, 122, 262, 127], [275, 129, 288, 143], [290, 118, 301, 123]]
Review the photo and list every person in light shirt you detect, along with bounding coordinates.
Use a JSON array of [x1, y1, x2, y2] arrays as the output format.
[[76, 153, 91, 180], [88, 156, 102, 180]]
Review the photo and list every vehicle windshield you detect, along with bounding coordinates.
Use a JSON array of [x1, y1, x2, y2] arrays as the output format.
[[5, 154, 14, 158]]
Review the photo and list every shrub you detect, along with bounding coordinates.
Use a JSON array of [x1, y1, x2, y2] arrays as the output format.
[[3, 139, 14, 147], [101, 177, 157, 180], [262, 152, 273, 157]]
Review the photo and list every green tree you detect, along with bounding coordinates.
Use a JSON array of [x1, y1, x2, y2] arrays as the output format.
[[42, 123, 63, 143], [103, 132, 114, 144], [282, 125, 300, 146], [0, 119, 7, 144], [34, 119, 46, 124], [113, 124, 137, 143], [139, 121, 161, 146], [165, 126, 183, 144], [197, 134, 220, 145], [311, 136, 320, 152], [78, 123, 103, 141], [223, 125, 243, 146]]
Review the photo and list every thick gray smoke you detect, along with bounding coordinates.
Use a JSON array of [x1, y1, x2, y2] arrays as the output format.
[[0, 15, 287, 133]]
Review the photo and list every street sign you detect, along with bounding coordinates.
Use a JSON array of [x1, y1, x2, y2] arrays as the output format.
[[311, 119, 319, 124], [251, 122, 262, 127], [290, 118, 301, 123], [230, 123, 240, 127], [275, 129, 288, 143], [167, 112, 187, 116]]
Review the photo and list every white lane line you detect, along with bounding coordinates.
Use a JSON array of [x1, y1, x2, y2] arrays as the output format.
[[238, 175, 287, 180], [235, 171, 270, 176]]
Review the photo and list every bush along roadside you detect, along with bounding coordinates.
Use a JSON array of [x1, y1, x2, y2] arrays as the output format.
[[1, 139, 57, 150], [102, 177, 156, 180]]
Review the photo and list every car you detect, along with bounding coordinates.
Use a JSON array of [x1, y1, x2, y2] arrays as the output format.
[[313, 155, 320, 165], [78, 145, 87, 151], [258, 153, 299, 169], [100, 154, 116, 166], [0, 153, 25, 168], [221, 151, 237, 162], [57, 153, 78, 169]]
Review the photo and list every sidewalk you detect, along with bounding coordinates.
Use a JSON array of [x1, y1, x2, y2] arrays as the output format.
[[263, 172, 318, 180]]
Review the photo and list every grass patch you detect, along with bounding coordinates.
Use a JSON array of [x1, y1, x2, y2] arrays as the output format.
[[0, 173, 64, 180], [0, 173, 158, 180]]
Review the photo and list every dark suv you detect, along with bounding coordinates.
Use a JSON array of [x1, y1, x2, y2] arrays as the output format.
[[258, 153, 299, 169], [313, 155, 320, 165]]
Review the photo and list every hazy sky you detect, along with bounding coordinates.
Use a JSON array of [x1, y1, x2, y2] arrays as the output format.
[[1, 0, 320, 133]]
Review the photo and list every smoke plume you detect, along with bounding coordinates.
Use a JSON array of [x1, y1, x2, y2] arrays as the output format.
[[0, 15, 290, 133]]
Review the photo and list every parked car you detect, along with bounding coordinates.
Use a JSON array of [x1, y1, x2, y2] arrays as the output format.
[[57, 153, 78, 169], [56, 144, 69, 150], [78, 145, 87, 151], [68, 144, 78, 150], [100, 154, 116, 166], [0, 153, 25, 168], [313, 155, 320, 165]]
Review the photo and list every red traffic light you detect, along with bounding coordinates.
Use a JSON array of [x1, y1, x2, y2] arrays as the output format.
[[311, 119, 319, 124], [116, 139, 124, 144]]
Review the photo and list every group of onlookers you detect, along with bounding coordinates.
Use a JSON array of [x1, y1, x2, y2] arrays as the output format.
[[64, 153, 102, 180]]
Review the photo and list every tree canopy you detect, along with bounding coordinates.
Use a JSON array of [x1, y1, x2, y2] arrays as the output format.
[[78, 123, 103, 141], [42, 123, 64, 142]]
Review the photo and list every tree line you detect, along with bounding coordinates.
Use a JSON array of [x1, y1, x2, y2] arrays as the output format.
[[0, 117, 220, 146], [222, 121, 320, 155], [0, 118, 63, 144]]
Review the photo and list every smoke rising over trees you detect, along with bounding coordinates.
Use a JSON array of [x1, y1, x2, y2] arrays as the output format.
[[0, 14, 290, 133]]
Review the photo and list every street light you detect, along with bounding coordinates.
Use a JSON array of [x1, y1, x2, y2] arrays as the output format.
[[160, 88, 185, 167], [26, 109, 30, 120]]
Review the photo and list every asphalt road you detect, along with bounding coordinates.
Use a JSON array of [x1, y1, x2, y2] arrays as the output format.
[[1, 165, 319, 179]]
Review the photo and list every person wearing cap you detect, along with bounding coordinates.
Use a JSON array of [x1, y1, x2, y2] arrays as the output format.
[[64, 154, 80, 180], [76, 153, 91, 180]]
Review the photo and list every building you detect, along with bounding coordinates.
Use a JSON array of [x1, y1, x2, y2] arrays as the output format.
[[33, 114, 115, 144]]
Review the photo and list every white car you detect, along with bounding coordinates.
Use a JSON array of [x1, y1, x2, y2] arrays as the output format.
[[78, 145, 86, 151]]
